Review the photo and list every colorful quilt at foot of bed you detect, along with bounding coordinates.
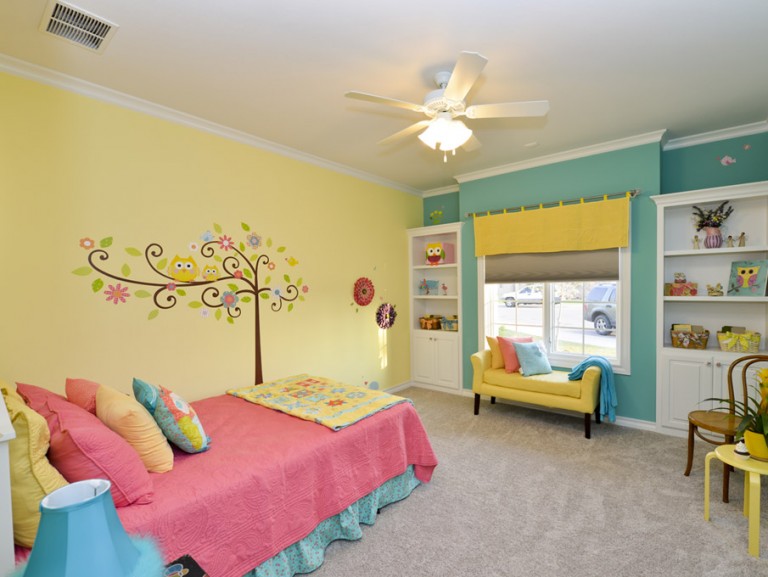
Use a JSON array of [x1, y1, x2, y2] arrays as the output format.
[[227, 374, 408, 430]]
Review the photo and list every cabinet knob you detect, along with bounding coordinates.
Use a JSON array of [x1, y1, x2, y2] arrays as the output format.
[[715, 362, 722, 367], [706, 361, 712, 367]]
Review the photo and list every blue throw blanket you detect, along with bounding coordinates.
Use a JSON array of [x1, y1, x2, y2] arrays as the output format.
[[568, 355, 617, 422]]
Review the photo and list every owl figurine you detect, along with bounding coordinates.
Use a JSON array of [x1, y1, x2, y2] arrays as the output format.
[[426, 242, 445, 266], [201, 264, 220, 281], [168, 255, 199, 282]]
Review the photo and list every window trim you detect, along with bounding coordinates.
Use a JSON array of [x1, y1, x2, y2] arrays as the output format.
[[477, 248, 631, 375]]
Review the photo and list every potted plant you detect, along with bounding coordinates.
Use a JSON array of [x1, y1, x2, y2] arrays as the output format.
[[711, 366, 768, 460], [692, 200, 734, 249]]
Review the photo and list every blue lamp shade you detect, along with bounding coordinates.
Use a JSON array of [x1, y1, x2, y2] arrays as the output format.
[[21, 479, 163, 577]]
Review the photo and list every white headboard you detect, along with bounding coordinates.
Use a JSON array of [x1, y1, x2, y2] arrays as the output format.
[[0, 401, 15, 577]]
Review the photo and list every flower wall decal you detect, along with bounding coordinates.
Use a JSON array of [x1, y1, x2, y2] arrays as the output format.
[[353, 277, 375, 307]]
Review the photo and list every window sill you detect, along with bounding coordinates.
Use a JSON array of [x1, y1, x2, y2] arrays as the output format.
[[549, 352, 629, 376]]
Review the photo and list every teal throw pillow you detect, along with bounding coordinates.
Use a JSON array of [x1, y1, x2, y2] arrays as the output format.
[[132, 378, 211, 453], [512, 341, 552, 376]]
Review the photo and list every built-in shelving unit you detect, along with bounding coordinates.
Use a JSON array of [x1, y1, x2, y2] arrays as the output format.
[[407, 222, 462, 391], [651, 181, 768, 435]]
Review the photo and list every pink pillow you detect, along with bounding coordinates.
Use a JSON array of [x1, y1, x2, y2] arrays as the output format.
[[497, 336, 534, 373], [65, 377, 101, 414], [15, 382, 153, 507]]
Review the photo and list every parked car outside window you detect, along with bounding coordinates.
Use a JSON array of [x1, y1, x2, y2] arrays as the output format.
[[502, 286, 561, 307], [583, 282, 616, 335]]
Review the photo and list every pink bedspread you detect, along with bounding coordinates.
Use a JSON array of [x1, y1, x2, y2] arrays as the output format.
[[116, 394, 437, 577]]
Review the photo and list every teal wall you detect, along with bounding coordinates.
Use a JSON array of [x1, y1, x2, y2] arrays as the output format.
[[455, 144, 662, 422], [423, 191, 460, 226], [662, 132, 768, 193]]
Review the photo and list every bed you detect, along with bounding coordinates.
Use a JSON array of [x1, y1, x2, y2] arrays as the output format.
[[0, 379, 438, 577]]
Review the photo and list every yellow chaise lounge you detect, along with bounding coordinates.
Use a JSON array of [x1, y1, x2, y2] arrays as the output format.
[[471, 349, 602, 438]]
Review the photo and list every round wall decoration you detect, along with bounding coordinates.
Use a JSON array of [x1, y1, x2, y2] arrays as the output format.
[[353, 277, 375, 307], [375, 303, 397, 329]]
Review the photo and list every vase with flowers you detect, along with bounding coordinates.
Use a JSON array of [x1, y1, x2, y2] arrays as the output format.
[[692, 200, 734, 249]]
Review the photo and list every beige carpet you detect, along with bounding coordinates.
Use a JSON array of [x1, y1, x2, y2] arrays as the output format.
[[309, 387, 767, 577]]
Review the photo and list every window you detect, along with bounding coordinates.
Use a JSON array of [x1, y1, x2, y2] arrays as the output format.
[[479, 251, 630, 374]]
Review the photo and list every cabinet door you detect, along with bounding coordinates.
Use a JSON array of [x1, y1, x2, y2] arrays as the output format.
[[434, 332, 459, 388], [661, 355, 714, 431], [412, 332, 436, 384]]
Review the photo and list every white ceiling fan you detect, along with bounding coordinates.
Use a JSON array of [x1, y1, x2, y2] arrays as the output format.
[[345, 51, 550, 161]]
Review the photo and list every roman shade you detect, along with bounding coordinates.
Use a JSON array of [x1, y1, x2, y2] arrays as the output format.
[[485, 249, 619, 283], [473, 195, 630, 257]]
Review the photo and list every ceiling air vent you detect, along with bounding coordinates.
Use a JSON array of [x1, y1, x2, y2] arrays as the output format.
[[40, 0, 118, 53]]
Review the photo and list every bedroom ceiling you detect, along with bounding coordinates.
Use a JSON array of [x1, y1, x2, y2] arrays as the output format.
[[1, 0, 767, 194]]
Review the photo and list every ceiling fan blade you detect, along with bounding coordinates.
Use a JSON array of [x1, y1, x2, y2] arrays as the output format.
[[378, 120, 432, 146], [345, 91, 425, 113], [462, 134, 482, 152], [465, 100, 550, 119], [443, 51, 488, 102]]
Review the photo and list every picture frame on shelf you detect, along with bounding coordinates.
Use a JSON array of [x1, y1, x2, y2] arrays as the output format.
[[727, 259, 768, 297]]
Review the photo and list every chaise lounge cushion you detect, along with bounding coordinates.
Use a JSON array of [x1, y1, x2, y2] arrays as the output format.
[[482, 368, 582, 398]]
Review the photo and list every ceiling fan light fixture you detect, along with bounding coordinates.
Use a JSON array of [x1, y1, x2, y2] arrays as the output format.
[[417, 115, 472, 153]]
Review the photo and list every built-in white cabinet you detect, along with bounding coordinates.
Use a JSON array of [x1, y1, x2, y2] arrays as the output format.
[[652, 181, 768, 435], [408, 222, 462, 391]]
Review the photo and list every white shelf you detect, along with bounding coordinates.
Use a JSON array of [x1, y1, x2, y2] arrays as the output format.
[[664, 245, 768, 257], [413, 295, 458, 300], [413, 263, 458, 270], [664, 296, 768, 303]]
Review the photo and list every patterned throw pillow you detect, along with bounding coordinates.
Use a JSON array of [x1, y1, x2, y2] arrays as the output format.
[[512, 341, 553, 377], [132, 378, 210, 454]]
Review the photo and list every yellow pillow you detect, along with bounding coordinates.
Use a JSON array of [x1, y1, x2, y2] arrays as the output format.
[[95, 385, 173, 473], [486, 336, 504, 369], [1, 382, 68, 547]]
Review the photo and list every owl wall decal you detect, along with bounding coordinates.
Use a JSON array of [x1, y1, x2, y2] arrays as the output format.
[[426, 242, 445, 266], [168, 255, 199, 282], [201, 264, 220, 281]]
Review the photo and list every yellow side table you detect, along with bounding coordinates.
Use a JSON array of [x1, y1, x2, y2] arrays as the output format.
[[704, 444, 768, 557]]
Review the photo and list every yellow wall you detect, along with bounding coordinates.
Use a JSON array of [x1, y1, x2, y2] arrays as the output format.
[[0, 72, 422, 400]]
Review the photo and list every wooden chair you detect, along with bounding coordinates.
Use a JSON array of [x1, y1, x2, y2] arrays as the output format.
[[684, 354, 766, 502]]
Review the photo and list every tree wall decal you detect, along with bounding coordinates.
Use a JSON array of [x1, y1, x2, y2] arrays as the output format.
[[73, 222, 309, 385]]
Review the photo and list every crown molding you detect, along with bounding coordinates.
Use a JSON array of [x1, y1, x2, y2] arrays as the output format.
[[662, 120, 768, 151], [0, 54, 422, 196], [422, 184, 460, 198], [454, 130, 667, 184]]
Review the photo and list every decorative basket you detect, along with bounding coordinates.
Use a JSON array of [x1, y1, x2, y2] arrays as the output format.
[[419, 315, 441, 330], [441, 316, 459, 331], [717, 331, 761, 353], [670, 330, 710, 350]]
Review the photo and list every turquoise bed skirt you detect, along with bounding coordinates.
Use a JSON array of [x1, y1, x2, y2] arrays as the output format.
[[243, 465, 420, 577]]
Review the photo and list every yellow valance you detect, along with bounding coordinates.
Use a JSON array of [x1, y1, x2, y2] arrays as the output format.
[[473, 196, 630, 257]]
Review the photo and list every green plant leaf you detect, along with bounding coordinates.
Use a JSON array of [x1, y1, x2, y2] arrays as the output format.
[[148, 309, 159, 320], [99, 237, 113, 248], [260, 292, 270, 300], [298, 295, 305, 302], [176, 288, 187, 296], [250, 254, 260, 262], [283, 274, 291, 283], [215, 309, 222, 320], [228, 283, 238, 291], [188, 301, 203, 309], [214, 223, 222, 234], [156, 258, 167, 271], [277, 246, 286, 253], [264, 275, 271, 286], [135, 289, 151, 298], [241, 222, 251, 232], [267, 238, 273, 248], [91, 278, 104, 293], [296, 277, 303, 286], [72, 267, 92, 276], [241, 296, 252, 303], [121, 263, 131, 277], [226, 316, 234, 325], [214, 255, 223, 262], [239, 242, 246, 252], [243, 268, 253, 279], [125, 247, 142, 257], [288, 303, 294, 312]]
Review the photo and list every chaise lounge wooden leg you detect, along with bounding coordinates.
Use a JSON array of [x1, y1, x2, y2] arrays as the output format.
[[584, 413, 591, 439], [490, 396, 496, 404], [594, 407, 601, 424], [474, 393, 480, 415]]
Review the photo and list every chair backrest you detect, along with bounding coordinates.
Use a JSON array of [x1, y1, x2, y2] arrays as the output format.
[[726, 354, 768, 415]]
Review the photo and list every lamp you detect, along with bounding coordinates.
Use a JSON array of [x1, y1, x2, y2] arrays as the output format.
[[18, 479, 164, 577], [418, 112, 473, 161]]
